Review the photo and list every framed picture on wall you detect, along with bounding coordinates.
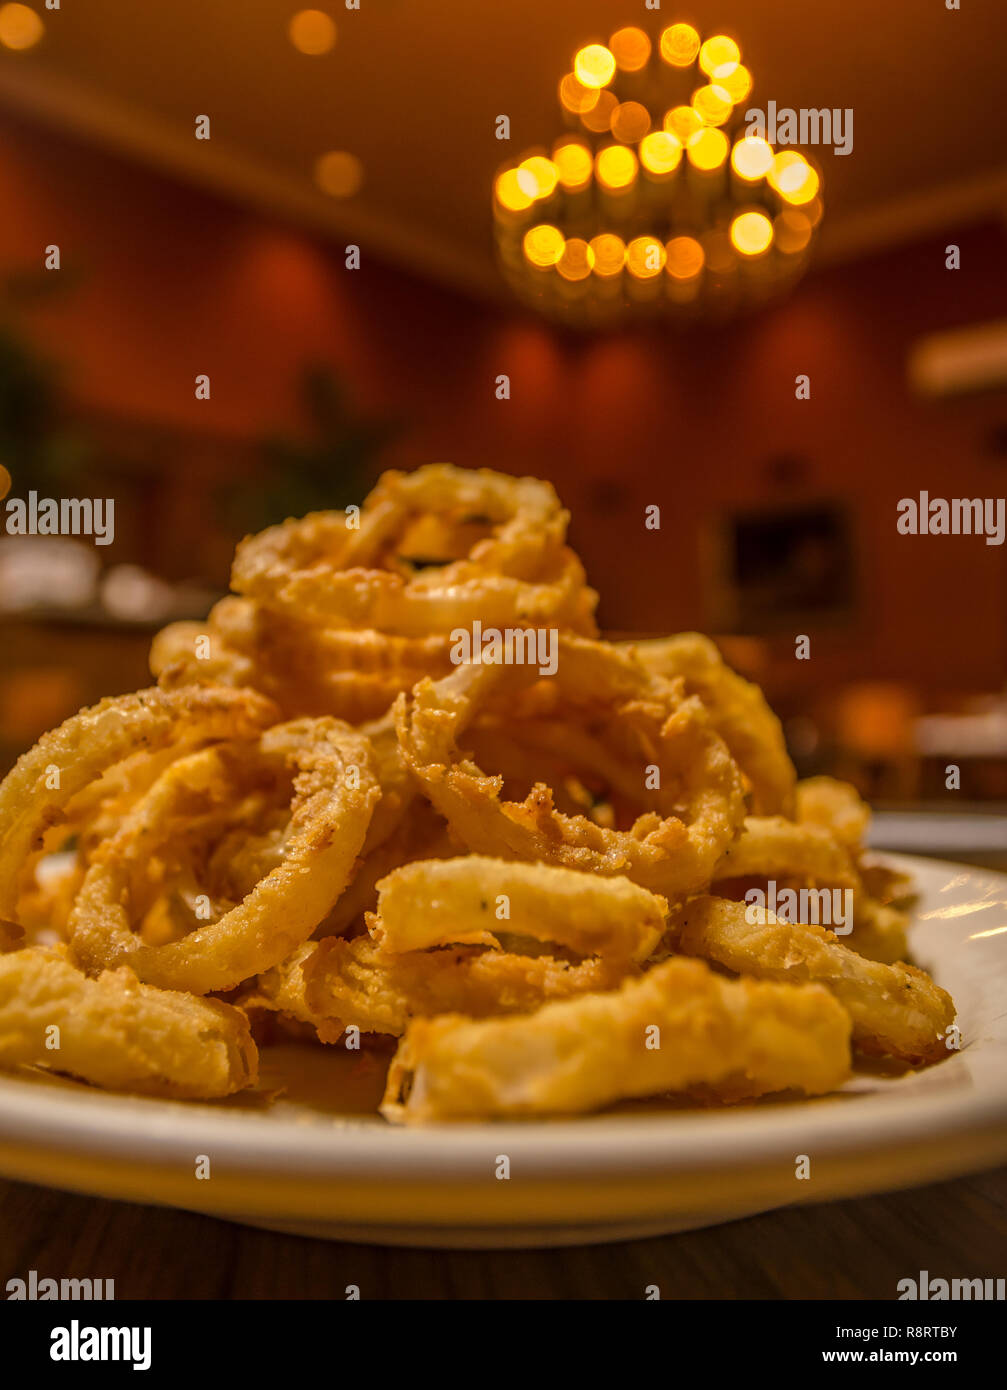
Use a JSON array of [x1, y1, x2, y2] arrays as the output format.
[[707, 501, 857, 634]]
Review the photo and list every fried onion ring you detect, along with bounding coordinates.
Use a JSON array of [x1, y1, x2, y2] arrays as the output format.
[[0, 685, 278, 920], [381, 955, 851, 1122], [0, 948, 257, 1097], [152, 596, 456, 722], [714, 816, 857, 885], [629, 634, 796, 816], [248, 937, 636, 1039], [673, 895, 954, 1064], [69, 719, 379, 993], [231, 464, 597, 635], [796, 775, 871, 850], [370, 856, 667, 962], [396, 636, 746, 895]]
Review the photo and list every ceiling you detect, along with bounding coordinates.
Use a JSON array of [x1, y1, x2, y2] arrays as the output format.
[[1, 0, 1005, 299]]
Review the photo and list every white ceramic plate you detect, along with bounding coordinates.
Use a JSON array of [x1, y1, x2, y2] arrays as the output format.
[[1, 853, 1006, 1248]]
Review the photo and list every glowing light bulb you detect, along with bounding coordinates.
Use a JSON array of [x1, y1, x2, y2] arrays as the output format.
[[664, 105, 703, 143], [610, 27, 651, 72], [626, 236, 666, 279], [768, 151, 820, 205], [665, 237, 705, 279], [660, 23, 700, 67], [556, 238, 594, 281], [718, 63, 752, 103], [495, 167, 537, 212], [289, 10, 337, 55], [581, 89, 617, 133], [590, 234, 626, 277], [611, 101, 651, 143], [523, 224, 565, 267], [519, 156, 558, 199], [559, 72, 599, 115], [731, 134, 774, 180], [699, 36, 740, 78], [595, 144, 638, 191], [730, 210, 774, 256], [0, 3, 43, 50], [639, 131, 682, 176], [553, 141, 593, 190], [574, 44, 616, 89], [686, 127, 729, 172], [692, 84, 733, 126]]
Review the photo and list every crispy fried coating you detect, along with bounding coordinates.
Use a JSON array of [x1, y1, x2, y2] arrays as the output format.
[[382, 956, 852, 1122], [371, 856, 667, 961], [0, 948, 257, 1097], [674, 895, 954, 1064]]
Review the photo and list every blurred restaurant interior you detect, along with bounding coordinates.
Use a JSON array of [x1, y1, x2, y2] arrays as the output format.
[[0, 1, 1004, 858]]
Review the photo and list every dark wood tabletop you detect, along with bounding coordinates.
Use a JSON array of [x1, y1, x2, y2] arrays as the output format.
[[2, 1165, 1003, 1300]]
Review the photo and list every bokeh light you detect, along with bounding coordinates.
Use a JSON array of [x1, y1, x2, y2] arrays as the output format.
[[731, 134, 774, 180], [665, 236, 706, 279], [639, 131, 682, 176], [610, 26, 651, 72], [559, 72, 600, 115], [768, 151, 820, 205], [0, 3, 43, 50], [718, 63, 753, 103], [288, 10, 337, 55], [774, 209, 813, 253], [626, 235, 666, 279], [0, 463, 11, 501], [314, 150, 363, 197], [730, 210, 774, 256], [664, 105, 703, 143], [495, 166, 537, 212], [590, 233, 626, 277], [574, 44, 616, 89], [523, 224, 565, 267], [553, 140, 593, 190], [595, 144, 638, 191], [611, 101, 651, 143], [580, 89, 617, 133], [494, 18, 821, 324], [659, 23, 700, 67], [556, 238, 595, 281], [519, 155, 558, 199], [699, 36, 741, 78], [692, 84, 733, 127], [686, 127, 729, 171]]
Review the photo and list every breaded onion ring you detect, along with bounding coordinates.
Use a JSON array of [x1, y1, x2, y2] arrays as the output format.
[[152, 596, 456, 723], [714, 816, 857, 886], [673, 895, 954, 1064], [396, 636, 746, 896], [796, 775, 871, 850], [628, 634, 797, 816], [69, 719, 380, 994], [381, 956, 852, 1122], [231, 464, 597, 635], [0, 948, 257, 1097], [370, 856, 667, 962], [0, 685, 278, 920], [248, 937, 635, 1039]]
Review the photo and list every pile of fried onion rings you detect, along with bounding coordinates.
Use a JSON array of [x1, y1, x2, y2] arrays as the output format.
[[0, 464, 954, 1118]]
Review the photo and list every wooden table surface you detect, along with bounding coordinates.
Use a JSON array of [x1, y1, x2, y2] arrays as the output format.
[[2, 1165, 1004, 1300]]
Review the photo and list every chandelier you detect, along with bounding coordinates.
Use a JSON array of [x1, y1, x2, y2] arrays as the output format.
[[492, 23, 823, 327]]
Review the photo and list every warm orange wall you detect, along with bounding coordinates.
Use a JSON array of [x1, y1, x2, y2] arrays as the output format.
[[1, 111, 1005, 694]]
